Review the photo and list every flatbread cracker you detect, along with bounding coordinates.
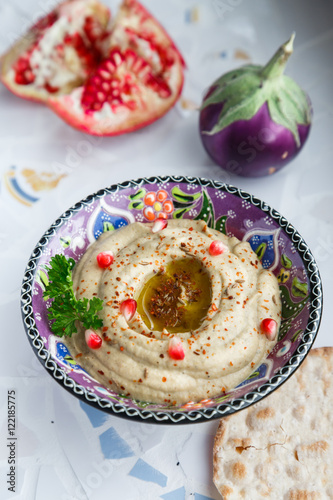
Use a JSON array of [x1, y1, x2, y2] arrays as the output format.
[[213, 347, 333, 499]]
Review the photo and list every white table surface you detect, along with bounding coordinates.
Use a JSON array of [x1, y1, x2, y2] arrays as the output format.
[[0, 0, 332, 499]]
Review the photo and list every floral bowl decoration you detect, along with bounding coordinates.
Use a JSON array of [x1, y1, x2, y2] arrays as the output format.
[[21, 176, 322, 424]]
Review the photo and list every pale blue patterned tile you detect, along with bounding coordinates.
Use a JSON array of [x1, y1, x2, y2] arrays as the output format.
[[79, 401, 109, 428], [161, 486, 186, 500], [129, 458, 167, 487], [99, 427, 135, 459]]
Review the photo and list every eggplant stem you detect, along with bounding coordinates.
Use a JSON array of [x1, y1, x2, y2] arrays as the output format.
[[260, 33, 295, 80]]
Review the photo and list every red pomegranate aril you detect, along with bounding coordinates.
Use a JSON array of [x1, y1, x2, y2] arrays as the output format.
[[261, 318, 278, 341], [83, 16, 103, 44], [152, 219, 168, 233], [14, 74, 24, 85], [113, 51, 123, 67], [15, 57, 30, 72], [14, 55, 35, 85], [44, 82, 59, 93], [80, 39, 179, 114], [120, 298, 137, 322], [96, 251, 114, 268], [100, 70, 112, 80], [85, 329, 102, 349], [101, 82, 110, 92], [111, 101, 121, 111], [25, 70, 35, 82], [89, 102, 100, 111], [105, 61, 115, 72], [209, 240, 226, 256], [126, 100, 136, 110], [15, 73, 27, 85], [64, 34, 72, 45], [82, 92, 94, 102], [146, 73, 171, 98], [97, 91, 105, 102], [132, 58, 144, 73], [168, 336, 185, 360]]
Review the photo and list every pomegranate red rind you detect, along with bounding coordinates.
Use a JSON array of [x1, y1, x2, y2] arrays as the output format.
[[47, 0, 185, 135], [0, 0, 110, 103]]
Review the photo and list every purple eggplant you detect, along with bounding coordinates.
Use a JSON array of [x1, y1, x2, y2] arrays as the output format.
[[199, 34, 312, 177]]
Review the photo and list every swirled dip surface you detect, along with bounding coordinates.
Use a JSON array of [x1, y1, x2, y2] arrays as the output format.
[[66, 220, 281, 405]]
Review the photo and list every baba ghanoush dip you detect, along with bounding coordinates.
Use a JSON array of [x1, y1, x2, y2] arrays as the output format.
[[66, 219, 281, 405]]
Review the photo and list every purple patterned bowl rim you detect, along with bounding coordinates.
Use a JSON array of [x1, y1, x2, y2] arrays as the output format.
[[20, 175, 323, 424]]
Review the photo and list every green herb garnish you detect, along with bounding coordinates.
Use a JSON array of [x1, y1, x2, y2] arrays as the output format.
[[43, 254, 103, 337]]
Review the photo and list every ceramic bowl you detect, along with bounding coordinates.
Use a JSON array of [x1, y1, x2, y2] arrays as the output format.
[[21, 176, 323, 424]]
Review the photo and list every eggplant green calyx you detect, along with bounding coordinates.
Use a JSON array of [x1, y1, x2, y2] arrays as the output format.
[[260, 32, 295, 80], [200, 34, 311, 147]]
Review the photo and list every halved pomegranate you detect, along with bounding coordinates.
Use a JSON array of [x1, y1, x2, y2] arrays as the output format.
[[47, 0, 185, 135], [0, 0, 110, 103]]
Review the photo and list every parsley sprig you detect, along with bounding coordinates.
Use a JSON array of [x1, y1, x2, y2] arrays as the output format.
[[43, 254, 103, 337]]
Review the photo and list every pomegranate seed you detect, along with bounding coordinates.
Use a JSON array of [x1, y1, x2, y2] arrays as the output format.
[[85, 329, 102, 349], [113, 51, 123, 67], [127, 100, 137, 110], [44, 82, 59, 93], [91, 75, 102, 86], [100, 70, 111, 80], [120, 299, 137, 322], [152, 219, 168, 233], [96, 252, 114, 268], [102, 82, 110, 92], [83, 16, 102, 44], [261, 318, 278, 341], [15, 73, 26, 85], [105, 60, 115, 72], [168, 336, 185, 360], [209, 240, 226, 256], [97, 91, 105, 102]]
